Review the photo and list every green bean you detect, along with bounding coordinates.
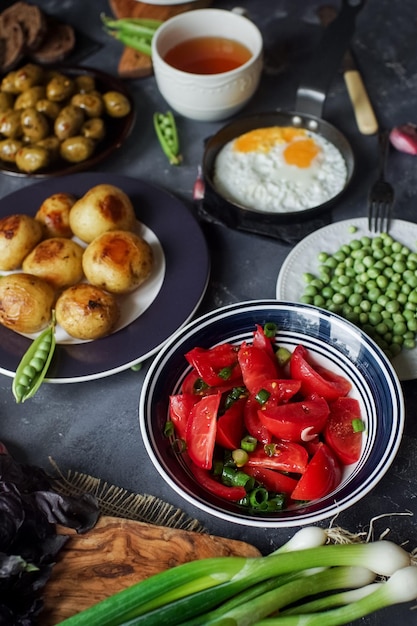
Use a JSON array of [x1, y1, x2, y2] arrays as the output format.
[[301, 229, 417, 359], [153, 111, 182, 165], [100, 14, 162, 56], [12, 315, 56, 403]]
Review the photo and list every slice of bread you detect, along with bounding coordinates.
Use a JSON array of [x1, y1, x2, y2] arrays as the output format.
[[1, 1, 47, 51], [29, 19, 75, 65], [0, 13, 25, 72]]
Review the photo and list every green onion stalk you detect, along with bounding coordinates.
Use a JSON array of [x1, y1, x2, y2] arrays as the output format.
[[56, 534, 414, 626]]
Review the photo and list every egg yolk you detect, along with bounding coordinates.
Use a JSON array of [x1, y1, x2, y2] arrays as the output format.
[[233, 126, 320, 168], [284, 138, 320, 168]]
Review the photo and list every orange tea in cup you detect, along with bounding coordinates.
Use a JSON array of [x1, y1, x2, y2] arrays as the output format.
[[163, 36, 252, 74]]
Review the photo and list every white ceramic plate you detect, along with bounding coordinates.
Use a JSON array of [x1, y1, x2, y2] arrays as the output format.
[[276, 218, 417, 381]]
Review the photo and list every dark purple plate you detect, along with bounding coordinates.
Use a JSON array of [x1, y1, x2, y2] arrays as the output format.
[[0, 172, 210, 382]]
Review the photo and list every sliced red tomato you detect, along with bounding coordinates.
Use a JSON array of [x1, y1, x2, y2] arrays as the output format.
[[216, 398, 246, 450], [290, 345, 352, 401], [246, 441, 308, 474], [257, 397, 329, 442], [243, 395, 272, 445], [169, 393, 198, 440], [261, 379, 301, 404], [324, 397, 364, 465], [185, 344, 241, 387], [190, 463, 246, 501], [290, 443, 341, 501], [252, 324, 277, 362], [185, 393, 221, 470], [238, 343, 280, 395], [244, 465, 298, 495]]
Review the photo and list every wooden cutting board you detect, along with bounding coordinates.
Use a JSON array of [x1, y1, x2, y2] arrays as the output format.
[[109, 0, 213, 78], [40, 515, 260, 625]]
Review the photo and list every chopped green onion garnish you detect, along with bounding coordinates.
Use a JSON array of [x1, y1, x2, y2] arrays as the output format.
[[171, 438, 187, 454], [248, 487, 269, 508], [276, 346, 292, 367], [232, 448, 249, 467], [218, 366, 233, 380], [255, 388, 270, 405], [222, 466, 254, 489], [241, 435, 257, 452], [263, 322, 277, 338], [264, 443, 279, 457], [224, 386, 247, 410], [352, 418, 366, 432], [193, 377, 209, 393], [164, 421, 175, 437], [212, 459, 224, 476]]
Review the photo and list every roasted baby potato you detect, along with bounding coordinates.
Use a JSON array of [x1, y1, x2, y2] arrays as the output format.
[[0, 213, 43, 270], [0, 272, 55, 334], [22, 237, 84, 290], [55, 283, 119, 340], [82, 230, 153, 294], [35, 192, 76, 238], [69, 184, 136, 243]]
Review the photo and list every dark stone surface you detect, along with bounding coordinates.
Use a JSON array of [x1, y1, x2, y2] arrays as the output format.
[[1, 2, 416, 623]]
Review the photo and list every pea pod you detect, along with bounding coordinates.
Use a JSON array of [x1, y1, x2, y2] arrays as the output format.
[[153, 111, 182, 165], [12, 315, 56, 403]]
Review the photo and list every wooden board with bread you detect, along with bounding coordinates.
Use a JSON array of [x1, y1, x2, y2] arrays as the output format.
[[40, 515, 261, 624], [109, 0, 213, 78]]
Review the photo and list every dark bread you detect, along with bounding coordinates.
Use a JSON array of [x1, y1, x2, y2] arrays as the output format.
[[0, 2, 75, 72], [29, 19, 75, 65], [1, 1, 47, 51], [0, 13, 25, 73]]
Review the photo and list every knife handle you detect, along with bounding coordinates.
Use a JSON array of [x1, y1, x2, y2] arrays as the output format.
[[344, 69, 379, 135]]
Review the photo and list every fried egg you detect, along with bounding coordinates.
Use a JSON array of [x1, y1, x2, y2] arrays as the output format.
[[213, 126, 348, 213]]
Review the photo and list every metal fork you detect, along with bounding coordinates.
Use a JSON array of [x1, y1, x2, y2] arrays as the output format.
[[368, 130, 395, 233]]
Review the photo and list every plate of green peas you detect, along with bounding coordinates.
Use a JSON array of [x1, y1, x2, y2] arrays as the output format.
[[276, 218, 417, 381]]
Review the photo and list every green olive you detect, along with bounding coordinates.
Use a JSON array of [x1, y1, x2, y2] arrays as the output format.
[[54, 105, 85, 141], [81, 117, 106, 141], [0, 92, 14, 113], [103, 91, 131, 118], [0, 109, 23, 138], [20, 108, 50, 142], [14, 64, 45, 92], [46, 74, 75, 102], [74, 75, 96, 93], [71, 93, 104, 118], [36, 135, 61, 163], [15, 146, 50, 173], [35, 99, 62, 120], [14, 86, 46, 110], [0, 138, 23, 163], [60, 135, 95, 163], [1, 71, 20, 95]]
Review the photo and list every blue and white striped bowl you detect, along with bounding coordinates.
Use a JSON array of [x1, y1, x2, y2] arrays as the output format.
[[139, 300, 404, 528]]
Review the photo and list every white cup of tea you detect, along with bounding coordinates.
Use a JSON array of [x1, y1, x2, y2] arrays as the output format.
[[151, 9, 263, 122]]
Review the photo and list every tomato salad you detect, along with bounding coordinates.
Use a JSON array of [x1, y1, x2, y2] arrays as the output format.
[[166, 323, 365, 513]]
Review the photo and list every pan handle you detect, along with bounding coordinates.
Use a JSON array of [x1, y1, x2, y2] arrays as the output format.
[[295, 0, 366, 118]]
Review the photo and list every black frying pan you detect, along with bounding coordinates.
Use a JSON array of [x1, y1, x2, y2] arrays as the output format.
[[199, 0, 367, 244]]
